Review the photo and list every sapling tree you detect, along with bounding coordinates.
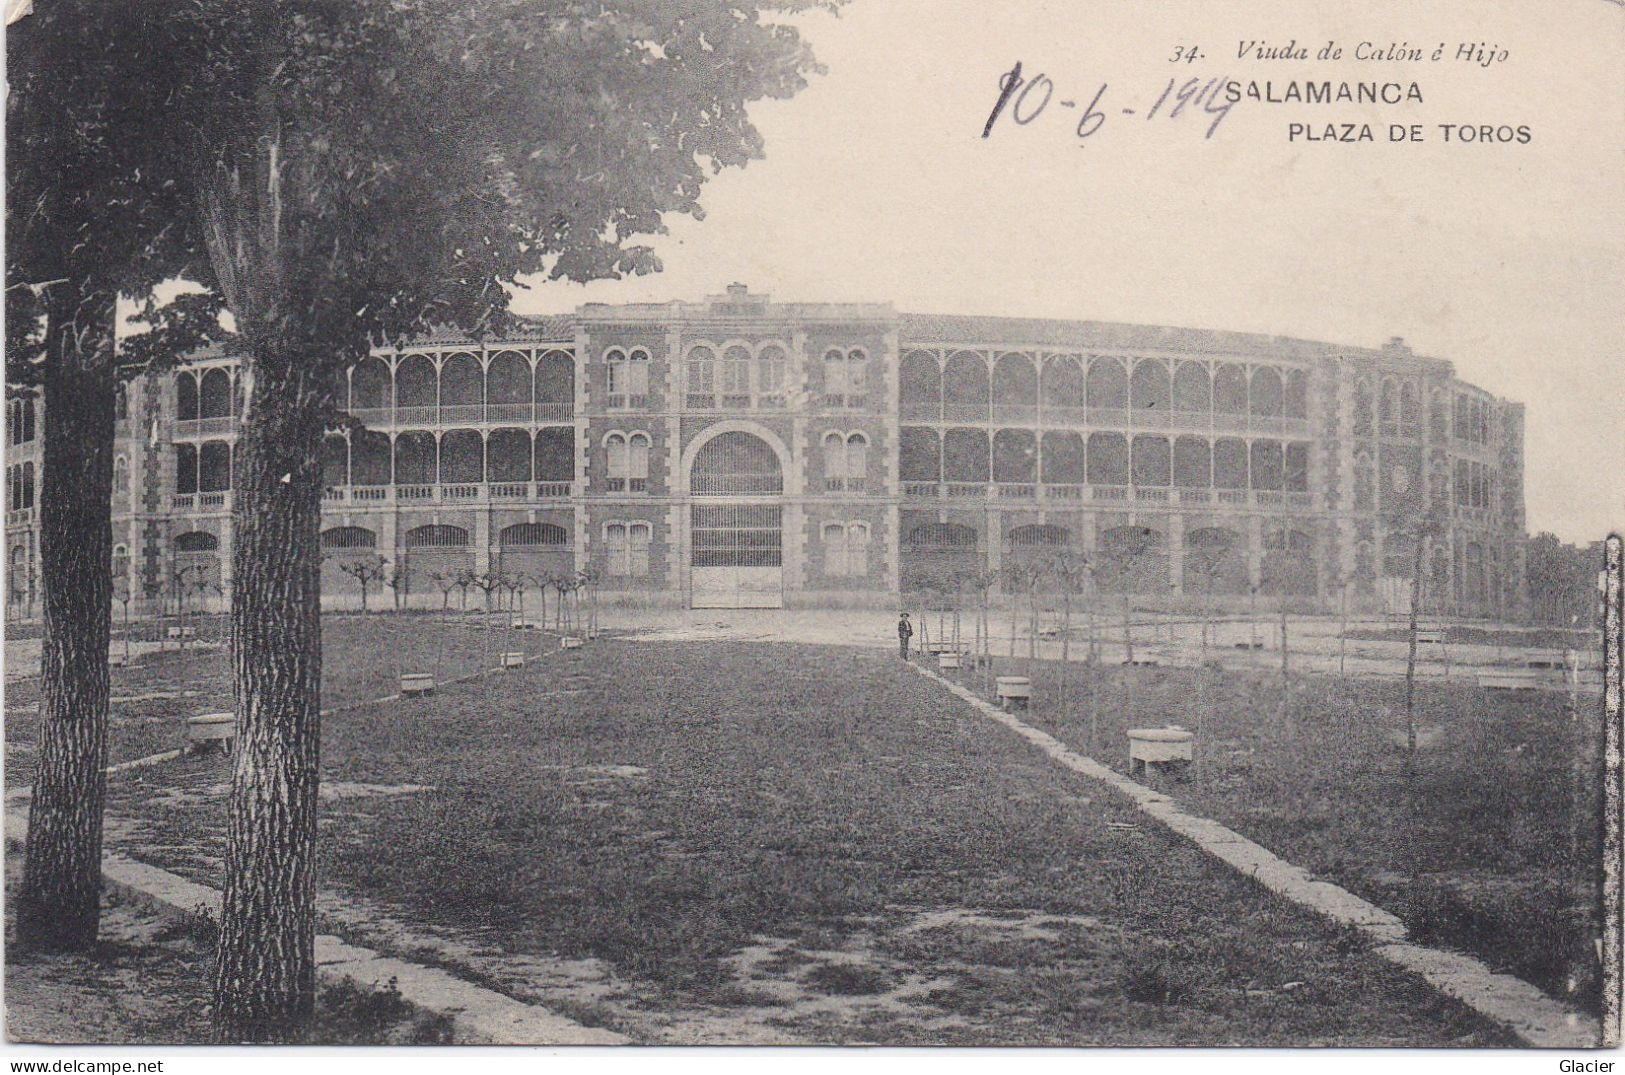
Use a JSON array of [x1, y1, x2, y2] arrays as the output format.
[[430, 571, 457, 614], [382, 560, 410, 612], [33, 0, 837, 1038], [336, 555, 387, 614]]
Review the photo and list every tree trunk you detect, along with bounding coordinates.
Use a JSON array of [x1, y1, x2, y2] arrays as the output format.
[[214, 355, 329, 1043], [19, 289, 118, 952]]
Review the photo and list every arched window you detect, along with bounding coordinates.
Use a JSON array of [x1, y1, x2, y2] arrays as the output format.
[[1131, 435, 1171, 487], [1009, 523, 1070, 549], [757, 345, 788, 408], [606, 432, 651, 493], [1185, 528, 1247, 595], [1173, 436, 1211, 487], [500, 522, 567, 547], [1284, 369, 1308, 419], [823, 520, 871, 578], [1040, 354, 1085, 414], [392, 431, 437, 485], [1354, 380, 1374, 436], [1213, 438, 1247, 489], [605, 433, 628, 491], [1173, 362, 1211, 414], [350, 430, 391, 486], [846, 349, 869, 407], [536, 349, 574, 419], [486, 428, 532, 484], [439, 429, 484, 485], [114, 385, 128, 421], [1399, 381, 1419, 436], [1250, 440, 1284, 490], [199, 369, 232, 419], [175, 530, 219, 552], [628, 433, 650, 492], [605, 521, 652, 577], [535, 427, 575, 484], [992, 352, 1038, 417], [1040, 431, 1085, 485], [942, 351, 989, 418], [606, 347, 651, 409], [720, 345, 752, 408], [175, 443, 198, 495], [1130, 359, 1170, 414], [992, 428, 1036, 484], [1379, 379, 1397, 434], [1213, 364, 1248, 414], [199, 441, 232, 492], [823, 432, 846, 490], [404, 525, 469, 548], [113, 454, 131, 497], [686, 345, 716, 408], [1354, 453, 1374, 510], [395, 354, 436, 411], [899, 427, 941, 484], [322, 435, 348, 488], [846, 434, 868, 489], [1249, 367, 1282, 417], [322, 526, 377, 549], [176, 372, 199, 421], [350, 357, 391, 412], [1086, 432, 1128, 486], [901, 351, 942, 418], [1285, 442, 1310, 492], [1086, 357, 1127, 410], [439, 352, 483, 413], [486, 351, 532, 411], [1430, 389, 1449, 440], [942, 427, 990, 483], [1262, 528, 1317, 596]]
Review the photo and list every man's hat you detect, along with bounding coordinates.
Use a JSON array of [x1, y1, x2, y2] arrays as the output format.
[[899, 612, 910, 617]]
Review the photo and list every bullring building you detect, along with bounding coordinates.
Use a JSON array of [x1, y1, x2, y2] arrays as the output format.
[[4, 285, 1527, 616]]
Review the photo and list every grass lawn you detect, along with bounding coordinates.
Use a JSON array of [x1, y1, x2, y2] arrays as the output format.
[[942, 653, 1602, 1016], [3, 856, 455, 1044], [5, 612, 532, 786], [96, 633, 1511, 1045]]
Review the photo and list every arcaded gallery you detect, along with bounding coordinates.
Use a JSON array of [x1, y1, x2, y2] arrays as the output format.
[[4, 286, 1527, 614]]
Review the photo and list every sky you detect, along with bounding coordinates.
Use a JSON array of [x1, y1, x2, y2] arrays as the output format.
[[510, 0, 1625, 545]]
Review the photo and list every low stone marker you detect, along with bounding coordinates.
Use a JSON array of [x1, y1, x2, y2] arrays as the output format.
[[561, 636, 583, 650], [108, 651, 130, 667], [510, 616, 540, 630], [165, 625, 197, 640], [400, 672, 436, 697], [1127, 726, 1195, 780], [938, 652, 962, 670], [1525, 649, 1570, 670], [185, 712, 235, 753], [500, 651, 525, 669], [1416, 630, 1446, 644], [1478, 669, 1543, 691], [995, 675, 1031, 711]]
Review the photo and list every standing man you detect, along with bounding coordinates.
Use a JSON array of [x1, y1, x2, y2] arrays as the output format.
[[898, 611, 913, 661]]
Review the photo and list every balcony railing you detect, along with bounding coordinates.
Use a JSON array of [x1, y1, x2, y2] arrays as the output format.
[[6, 508, 34, 526], [896, 483, 1317, 511], [320, 482, 577, 505], [174, 416, 239, 438], [342, 402, 576, 428]]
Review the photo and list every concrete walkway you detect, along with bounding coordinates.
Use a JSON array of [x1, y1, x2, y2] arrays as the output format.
[[909, 661, 1602, 1048]]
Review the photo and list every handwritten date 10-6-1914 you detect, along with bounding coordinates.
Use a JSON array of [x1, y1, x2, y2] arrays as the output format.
[[981, 61, 1236, 143]]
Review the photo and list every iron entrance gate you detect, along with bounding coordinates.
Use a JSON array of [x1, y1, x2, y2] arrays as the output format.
[[689, 431, 784, 608], [691, 504, 783, 608]]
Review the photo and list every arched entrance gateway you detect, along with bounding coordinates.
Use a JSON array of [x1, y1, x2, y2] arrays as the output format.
[[688, 429, 784, 608]]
